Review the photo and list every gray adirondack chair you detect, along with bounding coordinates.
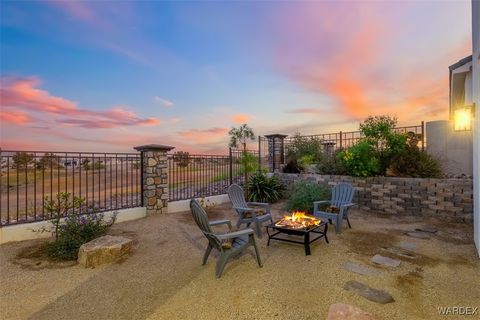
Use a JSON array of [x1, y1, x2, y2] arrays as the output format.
[[227, 184, 273, 238], [189, 199, 263, 278], [313, 183, 355, 234]]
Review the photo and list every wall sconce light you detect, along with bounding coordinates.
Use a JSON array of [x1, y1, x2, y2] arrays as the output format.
[[454, 104, 475, 131]]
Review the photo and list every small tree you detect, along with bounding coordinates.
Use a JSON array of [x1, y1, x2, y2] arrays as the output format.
[[359, 115, 407, 175], [12, 152, 34, 169], [36, 153, 60, 170], [229, 124, 255, 195], [81, 159, 91, 171], [173, 151, 190, 168]]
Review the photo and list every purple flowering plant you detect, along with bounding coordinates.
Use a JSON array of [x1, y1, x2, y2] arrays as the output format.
[[42, 192, 117, 260]]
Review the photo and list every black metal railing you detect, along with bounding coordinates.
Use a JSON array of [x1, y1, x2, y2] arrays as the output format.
[[167, 149, 259, 201], [283, 122, 425, 159], [0, 151, 141, 226]]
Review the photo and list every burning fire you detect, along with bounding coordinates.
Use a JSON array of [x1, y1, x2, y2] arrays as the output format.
[[275, 211, 320, 230]]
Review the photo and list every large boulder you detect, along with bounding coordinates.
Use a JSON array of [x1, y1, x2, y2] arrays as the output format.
[[78, 235, 133, 268], [326, 303, 378, 320]]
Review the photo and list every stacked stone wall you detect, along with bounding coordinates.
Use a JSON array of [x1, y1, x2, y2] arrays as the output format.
[[276, 173, 473, 223]]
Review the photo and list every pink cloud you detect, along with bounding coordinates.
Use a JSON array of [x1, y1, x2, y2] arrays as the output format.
[[231, 113, 254, 124], [0, 111, 32, 124], [0, 76, 160, 129], [177, 127, 228, 144], [268, 2, 471, 124]]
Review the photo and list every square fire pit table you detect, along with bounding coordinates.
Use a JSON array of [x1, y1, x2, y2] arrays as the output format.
[[265, 220, 329, 255]]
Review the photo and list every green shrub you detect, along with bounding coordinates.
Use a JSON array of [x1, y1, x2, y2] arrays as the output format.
[[339, 140, 381, 177], [359, 115, 407, 174], [316, 151, 347, 175], [298, 154, 316, 168], [284, 181, 329, 214], [239, 152, 259, 175], [389, 133, 443, 178], [42, 192, 116, 260], [285, 133, 323, 171], [248, 172, 284, 203]]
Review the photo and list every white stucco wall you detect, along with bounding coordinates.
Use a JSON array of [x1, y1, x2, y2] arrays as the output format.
[[472, 0, 480, 257], [0, 194, 231, 245], [426, 120, 473, 176]]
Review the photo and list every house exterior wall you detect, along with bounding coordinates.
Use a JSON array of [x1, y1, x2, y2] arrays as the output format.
[[471, 0, 480, 256], [426, 120, 473, 176]]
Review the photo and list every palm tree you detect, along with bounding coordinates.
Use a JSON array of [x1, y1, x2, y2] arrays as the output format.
[[229, 124, 255, 197]]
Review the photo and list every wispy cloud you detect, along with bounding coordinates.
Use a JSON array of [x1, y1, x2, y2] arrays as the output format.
[[0, 110, 33, 124], [177, 127, 228, 144], [231, 113, 254, 124], [154, 96, 174, 107], [1, 76, 160, 129], [287, 108, 324, 115]]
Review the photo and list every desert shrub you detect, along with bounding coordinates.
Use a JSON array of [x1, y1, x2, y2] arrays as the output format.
[[284, 181, 329, 214], [339, 140, 381, 177], [248, 172, 284, 203], [316, 151, 347, 175], [298, 154, 316, 169], [42, 192, 116, 260], [285, 133, 323, 170], [389, 133, 443, 178], [282, 159, 301, 173]]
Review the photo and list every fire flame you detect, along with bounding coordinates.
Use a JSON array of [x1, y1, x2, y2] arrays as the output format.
[[275, 211, 320, 230]]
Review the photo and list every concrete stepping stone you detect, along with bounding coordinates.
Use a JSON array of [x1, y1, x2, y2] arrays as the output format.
[[406, 231, 430, 239], [415, 227, 438, 234], [343, 280, 394, 304], [371, 254, 401, 267], [326, 303, 379, 320], [344, 261, 381, 276], [381, 247, 416, 259], [399, 241, 417, 251], [78, 235, 133, 268]]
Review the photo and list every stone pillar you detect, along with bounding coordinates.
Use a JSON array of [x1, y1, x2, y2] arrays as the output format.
[[264, 134, 288, 172], [134, 144, 174, 215]]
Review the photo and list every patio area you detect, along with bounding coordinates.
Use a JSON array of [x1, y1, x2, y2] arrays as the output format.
[[1, 202, 479, 320]]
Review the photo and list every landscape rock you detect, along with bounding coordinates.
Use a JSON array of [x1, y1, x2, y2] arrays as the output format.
[[78, 235, 133, 268], [343, 281, 394, 304], [398, 241, 417, 251], [381, 247, 416, 259], [371, 254, 401, 267], [415, 227, 438, 234], [406, 231, 430, 239], [326, 303, 379, 320], [344, 261, 381, 276]]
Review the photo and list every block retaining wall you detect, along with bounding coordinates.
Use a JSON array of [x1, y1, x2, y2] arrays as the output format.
[[276, 173, 473, 223]]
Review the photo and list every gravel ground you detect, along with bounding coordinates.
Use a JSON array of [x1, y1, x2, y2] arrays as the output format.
[[1, 202, 479, 320]]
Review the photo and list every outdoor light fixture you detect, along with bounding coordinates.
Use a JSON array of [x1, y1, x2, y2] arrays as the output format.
[[454, 104, 475, 131]]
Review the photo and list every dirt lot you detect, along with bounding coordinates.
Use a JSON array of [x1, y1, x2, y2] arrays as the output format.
[[1, 202, 479, 320]]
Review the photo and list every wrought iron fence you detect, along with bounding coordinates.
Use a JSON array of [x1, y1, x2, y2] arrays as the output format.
[[0, 151, 141, 226], [167, 149, 259, 201], [283, 122, 425, 160]]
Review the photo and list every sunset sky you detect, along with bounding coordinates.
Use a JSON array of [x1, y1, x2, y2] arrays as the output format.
[[0, 1, 472, 154]]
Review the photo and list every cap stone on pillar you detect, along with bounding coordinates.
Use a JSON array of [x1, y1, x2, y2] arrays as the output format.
[[134, 144, 175, 152]]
